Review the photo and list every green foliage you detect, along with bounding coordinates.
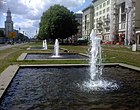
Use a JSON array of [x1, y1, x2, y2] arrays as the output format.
[[77, 39, 88, 45], [38, 4, 78, 41], [0, 30, 5, 37]]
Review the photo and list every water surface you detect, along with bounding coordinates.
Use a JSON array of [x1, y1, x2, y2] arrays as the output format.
[[0, 66, 140, 110]]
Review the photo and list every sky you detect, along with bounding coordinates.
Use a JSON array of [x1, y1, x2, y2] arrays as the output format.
[[0, 0, 92, 38]]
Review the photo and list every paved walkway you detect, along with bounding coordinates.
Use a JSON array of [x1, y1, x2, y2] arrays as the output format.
[[0, 43, 27, 51]]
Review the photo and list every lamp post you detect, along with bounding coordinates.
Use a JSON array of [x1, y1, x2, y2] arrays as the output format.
[[125, 7, 131, 45]]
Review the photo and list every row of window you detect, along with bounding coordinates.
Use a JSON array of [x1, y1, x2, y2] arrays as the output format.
[[95, 0, 110, 11], [95, 7, 110, 16], [95, 14, 110, 22]]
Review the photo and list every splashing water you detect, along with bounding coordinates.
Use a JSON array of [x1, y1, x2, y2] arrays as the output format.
[[83, 30, 118, 91], [44, 40, 48, 50], [42, 40, 45, 48], [42, 40, 47, 50], [90, 31, 102, 80], [52, 39, 60, 58]]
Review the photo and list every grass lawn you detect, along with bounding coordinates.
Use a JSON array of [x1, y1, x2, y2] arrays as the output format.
[[0, 42, 140, 74]]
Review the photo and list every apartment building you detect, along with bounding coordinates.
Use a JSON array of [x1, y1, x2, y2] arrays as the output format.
[[75, 13, 82, 38], [82, 5, 94, 39], [92, 0, 140, 45], [93, 0, 113, 41], [112, 0, 140, 45]]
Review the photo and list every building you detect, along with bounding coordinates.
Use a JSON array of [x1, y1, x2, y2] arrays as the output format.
[[92, 0, 113, 41], [92, 0, 140, 45], [5, 8, 14, 38], [82, 5, 94, 40], [0, 8, 28, 43], [75, 13, 82, 38], [116, 0, 140, 45]]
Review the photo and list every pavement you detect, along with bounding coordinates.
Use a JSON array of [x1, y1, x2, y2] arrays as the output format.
[[0, 43, 27, 51]]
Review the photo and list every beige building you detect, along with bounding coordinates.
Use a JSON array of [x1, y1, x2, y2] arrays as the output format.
[[112, 0, 140, 45], [93, 0, 113, 41], [82, 5, 94, 39], [92, 0, 140, 45]]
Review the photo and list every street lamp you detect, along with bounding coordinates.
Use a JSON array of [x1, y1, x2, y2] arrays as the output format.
[[125, 7, 131, 45]]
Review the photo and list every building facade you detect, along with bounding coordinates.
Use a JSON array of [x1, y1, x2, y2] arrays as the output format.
[[75, 13, 82, 38], [93, 0, 113, 41], [92, 0, 140, 45], [5, 8, 14, 38], [82, 5, 94, 39], [112, 0, 140, 45]]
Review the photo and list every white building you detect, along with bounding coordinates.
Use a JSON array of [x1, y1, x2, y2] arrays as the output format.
[[92, 0, 140, 45], [82, 5, 94, 39], [93, 0, 113, 41], [111, 0, 140, 45]]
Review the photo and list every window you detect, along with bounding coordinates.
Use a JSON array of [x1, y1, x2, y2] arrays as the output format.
[[107, 7, 110, 12], [107, 0, 110, 5], [96, 18, 98, 22], [103, 2, 106, 7], [103, 16, 105, 19], [96, 6, 98, 10], [96, 12, 98, 16], [107, 14, 109, 18], [100, 11, 102, 15], [100, 4, 102, 8], [103, 9, 105, 13]]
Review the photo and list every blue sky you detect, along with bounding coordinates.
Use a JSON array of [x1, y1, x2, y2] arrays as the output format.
[[0, 0, 92, 38]]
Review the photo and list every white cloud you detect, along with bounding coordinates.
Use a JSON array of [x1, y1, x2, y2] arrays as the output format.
[[1, 0, 87, 38], [76, 10, 83, 14], [14, 20, 35, 29], [1, 0, 85, 20]]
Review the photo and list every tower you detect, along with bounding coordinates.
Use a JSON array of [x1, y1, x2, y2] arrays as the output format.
[[5, 8, 13, 38]]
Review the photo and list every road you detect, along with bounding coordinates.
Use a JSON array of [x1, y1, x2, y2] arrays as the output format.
[[0, 43, 27, 51]]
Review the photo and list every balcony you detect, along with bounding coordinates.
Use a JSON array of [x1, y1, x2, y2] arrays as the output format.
[[104, 25, 110, 29], [121, 12, 126, 15], [96, 25, 102, 30], [97, 20, 103, 24], [103, 18, 110, 22]]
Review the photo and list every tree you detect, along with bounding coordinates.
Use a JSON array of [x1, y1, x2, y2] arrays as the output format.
[[38, 4, 78, 43], [0, 30, 5, 37]]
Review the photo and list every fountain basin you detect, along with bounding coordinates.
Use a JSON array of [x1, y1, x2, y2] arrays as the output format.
[[18, 53, 88, 61], [0, 64, 140, 110], [27, 46, 54, 50]]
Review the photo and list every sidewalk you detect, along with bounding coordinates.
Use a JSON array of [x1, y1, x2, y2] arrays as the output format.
[[0, 43, 27, 51]]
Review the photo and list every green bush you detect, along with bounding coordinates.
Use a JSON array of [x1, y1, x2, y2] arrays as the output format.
[[77, 39, 88, 45]]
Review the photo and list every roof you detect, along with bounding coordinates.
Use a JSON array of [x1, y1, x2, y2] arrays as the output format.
[[82, 5, 94, 12]]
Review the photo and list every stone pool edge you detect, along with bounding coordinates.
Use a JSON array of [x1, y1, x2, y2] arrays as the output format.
[[17, 53, 89, 61], [17, 53, 27, 61], [0, 63, 140, 99], [0, 65, 19, 99]]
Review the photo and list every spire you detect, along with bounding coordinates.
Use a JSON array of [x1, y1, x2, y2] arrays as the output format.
[[5, 8, 14, 37], [7, 8, 11, 13], [6, 8, 12, 22]]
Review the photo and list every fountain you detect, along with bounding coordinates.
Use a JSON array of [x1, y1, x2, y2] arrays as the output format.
[[1, 32, 140, 109], [83, 30, 118, 90], [52, 39, 60, 58], [44, 40, 47, 50], [42, 40, 47, 50], [42, 40, 45, 48]]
